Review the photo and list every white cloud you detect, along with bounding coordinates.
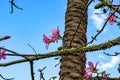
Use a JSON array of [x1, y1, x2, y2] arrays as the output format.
[[90, 9, 107, 30], [98, 54, 107, 60], [99, 56, 120, 71]]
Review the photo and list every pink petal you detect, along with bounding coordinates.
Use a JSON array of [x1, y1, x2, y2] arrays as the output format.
[[0, 49, 6, 60], [1, 56, 6, 60], [95, 62, 99, 69], [43, 34, 51, 49], [84, 71, 92, 79], [85, 67, 91, 72], [51, 26, 60, 36], [108, 14, 116, 25], [50, 35, 56, 43], [88, 61, 94, 68], [1, 49, 6, 54], [43, 34, 50, 44]]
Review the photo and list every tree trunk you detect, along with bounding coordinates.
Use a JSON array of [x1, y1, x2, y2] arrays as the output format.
[[59, 0, 88, 80]]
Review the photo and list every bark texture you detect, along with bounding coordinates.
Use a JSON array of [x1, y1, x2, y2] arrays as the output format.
[[59, 0, 88, 80]]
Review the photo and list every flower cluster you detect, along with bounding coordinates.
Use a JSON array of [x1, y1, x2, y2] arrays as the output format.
[[43, 26, 61, 49], [0, 49, 6, 60], [108, 14, 116, 25]]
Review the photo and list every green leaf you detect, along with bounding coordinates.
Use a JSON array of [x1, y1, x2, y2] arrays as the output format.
[[94, 2, 105, 9], [49, 76, 57, 80], [57, 46, 63, 51]]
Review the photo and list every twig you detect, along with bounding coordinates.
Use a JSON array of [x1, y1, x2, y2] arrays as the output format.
[[29, 61, 35, 80], [104, 52, 120, 56], [101, 0, 120, 14], [0, 74, 14, 80], [55, 62, 60, 67], [9, 0, 23, 13], [87, 11, 117, 45], [38, 67, 46, 80], [28, 44, 38, 54]]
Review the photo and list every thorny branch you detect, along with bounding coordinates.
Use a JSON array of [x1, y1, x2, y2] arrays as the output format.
[[0, 37, 120, 66], [9, 0, 23, 13]]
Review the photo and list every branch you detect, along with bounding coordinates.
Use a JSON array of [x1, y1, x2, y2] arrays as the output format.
[[87, 17, 108, 45], [101, 0, 120, 14], [28, 44, 38, 54], [0, 37, 120, 66], [9, 0, 23, 13], [0, 47, 29, 59], [0, 74, 14, 80], [87, 11, 117, 45], [29, 61, 35, 80], [38, 67, 46, 80], [104, 52, 120, 56]]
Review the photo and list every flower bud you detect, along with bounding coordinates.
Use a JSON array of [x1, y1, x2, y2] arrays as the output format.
[[3, 36, 11, 39], [0, 36, 11, 41]]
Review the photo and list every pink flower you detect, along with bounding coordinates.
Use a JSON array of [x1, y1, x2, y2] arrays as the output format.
[[51, 26, 60, 42], [84, 61, 99, 79], [43, 34, 52, 49], [84, 71, 92, 79], [87, 61, 99, 72], [43, 26, 61, 49], [0, 49, 6, 60], [108, 14, 116, 25]]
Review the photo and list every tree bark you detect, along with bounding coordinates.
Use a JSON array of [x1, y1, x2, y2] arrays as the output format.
[[59, 0, 88, 80]]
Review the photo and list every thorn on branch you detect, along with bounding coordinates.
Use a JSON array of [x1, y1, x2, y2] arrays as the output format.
[[9, 0, 23, 13]]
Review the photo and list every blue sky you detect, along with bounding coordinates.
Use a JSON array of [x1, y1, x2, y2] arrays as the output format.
[[0, 0, 120, 80]]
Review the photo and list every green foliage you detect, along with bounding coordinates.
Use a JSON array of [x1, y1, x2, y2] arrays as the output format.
[[57, 46, 63, 51], [94, 2, 105, 9], [49, 76, 57, 80]]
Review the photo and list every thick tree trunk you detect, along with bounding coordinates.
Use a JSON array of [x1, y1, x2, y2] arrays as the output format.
[[59, 0, 88, 80]]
